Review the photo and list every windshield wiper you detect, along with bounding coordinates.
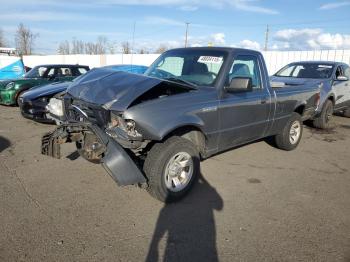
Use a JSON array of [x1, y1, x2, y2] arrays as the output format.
[[164, 77, 197, 88]]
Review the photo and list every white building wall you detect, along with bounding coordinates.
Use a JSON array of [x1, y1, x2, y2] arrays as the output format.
[[23, 50, 350, 75]]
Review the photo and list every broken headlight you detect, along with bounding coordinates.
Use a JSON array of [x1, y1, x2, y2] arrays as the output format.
[[46, 98, 64, 116], [107, 112, 142, 139]]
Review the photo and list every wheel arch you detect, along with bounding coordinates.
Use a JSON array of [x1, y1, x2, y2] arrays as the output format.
[[15, 84, 33, 104], [163, 125, 207, 157]]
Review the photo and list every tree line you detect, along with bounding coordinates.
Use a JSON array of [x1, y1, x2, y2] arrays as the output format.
[[0, 23, 170, 55]]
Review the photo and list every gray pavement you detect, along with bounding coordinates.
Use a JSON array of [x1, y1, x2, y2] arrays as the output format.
[[0, 105, 349, 262]]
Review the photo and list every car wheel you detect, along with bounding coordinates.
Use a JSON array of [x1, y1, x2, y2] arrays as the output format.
[[16, 91, 25, 106], [274, 112, 303, 151], [343, 107, 350, 118], [313, 100, 334, 129], [144, 136, 200, 203]]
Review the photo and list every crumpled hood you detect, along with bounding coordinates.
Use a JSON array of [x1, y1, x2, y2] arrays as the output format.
[[67, 68, 176, 111], [270, 76, 326, 86], [22, 81, 71, 101]]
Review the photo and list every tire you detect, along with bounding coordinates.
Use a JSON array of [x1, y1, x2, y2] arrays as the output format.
[[274, 112, 303, 151], [16, 90, 27, 106], [144, 136, 200, 203], [313, 100, 334, 129], [343, 108, 350, 118]]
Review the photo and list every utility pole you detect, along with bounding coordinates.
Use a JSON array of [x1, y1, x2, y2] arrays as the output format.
[[264, 24, 269, 51], [185, 22, 190, 48]]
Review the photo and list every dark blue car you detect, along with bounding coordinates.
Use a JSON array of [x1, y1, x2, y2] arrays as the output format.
[[19, 64, 148, 123]]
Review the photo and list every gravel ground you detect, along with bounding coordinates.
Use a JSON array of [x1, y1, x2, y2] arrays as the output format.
[[0, 105, 349, 262]]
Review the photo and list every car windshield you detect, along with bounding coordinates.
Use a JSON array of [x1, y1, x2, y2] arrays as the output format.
[[24, 66, 48, 78], [145, 49, 227, 86], [275, 63, 334, 79]]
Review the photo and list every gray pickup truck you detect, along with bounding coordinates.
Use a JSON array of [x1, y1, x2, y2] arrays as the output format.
[[42, 47, 320, 202]]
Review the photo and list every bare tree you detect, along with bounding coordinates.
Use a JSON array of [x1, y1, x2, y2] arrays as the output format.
[[15, 23, 38, 55], [155, 44, 168, 54], [122, 41, 131, 54], [107, 41, 118, 54], [96, 36, 107, 54], [71, 38, 85, 54], [0, 28, 7, 47], [57, 40, 70, 55]]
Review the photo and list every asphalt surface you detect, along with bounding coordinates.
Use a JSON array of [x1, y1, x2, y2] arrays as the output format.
[[0, 106, 349, 262]]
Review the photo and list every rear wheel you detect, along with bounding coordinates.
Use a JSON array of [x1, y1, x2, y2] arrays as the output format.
[[274, 112, 303, 151], [313, 100, 334, 129], [144, 136, 199, 203]]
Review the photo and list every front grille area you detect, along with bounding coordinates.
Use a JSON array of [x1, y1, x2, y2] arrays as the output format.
[[65, 98, 110, 127]]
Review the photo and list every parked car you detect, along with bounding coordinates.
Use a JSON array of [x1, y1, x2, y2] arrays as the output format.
[[19, 65, 148, 123], [41, 47, 320, 202], [271, 61, 350, 128], [0, 64, 89, 106]]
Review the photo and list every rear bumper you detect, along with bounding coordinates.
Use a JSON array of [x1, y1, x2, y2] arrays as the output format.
[[41, 123, 147, 186]]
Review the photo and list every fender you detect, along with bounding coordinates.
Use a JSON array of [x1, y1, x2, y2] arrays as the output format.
[[135, 113, 206, 141]]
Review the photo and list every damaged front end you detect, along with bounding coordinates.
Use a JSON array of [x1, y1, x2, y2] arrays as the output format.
[[41, 70, 196, 187], [41, 122, 147, 186]]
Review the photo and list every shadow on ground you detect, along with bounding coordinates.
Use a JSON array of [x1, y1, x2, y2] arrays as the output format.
[[0, 136, 11, 153], [146, 174, 223, 262]]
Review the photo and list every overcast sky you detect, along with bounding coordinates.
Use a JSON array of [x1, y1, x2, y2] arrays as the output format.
[[1, 0, 350, 54]]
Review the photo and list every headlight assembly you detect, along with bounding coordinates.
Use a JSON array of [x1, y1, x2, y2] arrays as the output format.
[[108, 112, 142, 138], [46, 98, 64, 116], [5, 82, 15, 90]]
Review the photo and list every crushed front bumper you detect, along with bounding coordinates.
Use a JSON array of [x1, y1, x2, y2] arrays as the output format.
[[41, 123, 147, 186]]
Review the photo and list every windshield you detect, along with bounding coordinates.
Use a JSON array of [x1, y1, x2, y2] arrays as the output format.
[[275, 63, 334, 79], [145, 49, 227, 86], [24, 66, 49, 78]]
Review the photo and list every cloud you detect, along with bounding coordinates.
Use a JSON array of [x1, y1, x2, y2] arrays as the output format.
[[319, 1, 350, 10], [4, 0, 279, 14], [143, 16, 186, 27], [106, 0, 279, 14], [273, 28, 350, 50], [211, 33, 225, 44], [178, 5, 198, 11], [238, 40, 261, 50]]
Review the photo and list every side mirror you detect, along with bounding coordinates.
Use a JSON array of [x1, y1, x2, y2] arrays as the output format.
[[336, 76, 348, 81], [225, 77, 253, 93]]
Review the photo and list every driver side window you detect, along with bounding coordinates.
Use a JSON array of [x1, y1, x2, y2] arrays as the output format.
[[228, 55, 261, 90], [156, 57, 184, 76]]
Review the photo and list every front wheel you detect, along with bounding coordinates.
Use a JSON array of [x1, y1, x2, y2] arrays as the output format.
[[144, 136, 200, 203], [274, 112, 303, 151]]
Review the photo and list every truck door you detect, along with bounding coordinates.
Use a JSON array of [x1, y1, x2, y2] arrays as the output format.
[[218, 54, 272, 150], [333, 65, 350, 110]]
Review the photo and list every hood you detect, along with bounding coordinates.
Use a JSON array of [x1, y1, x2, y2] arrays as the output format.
[[0, 77, 33, 89], [270, 76, 325, 86], [67, 68, 194, 111], [21, 81, 71, 101]]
